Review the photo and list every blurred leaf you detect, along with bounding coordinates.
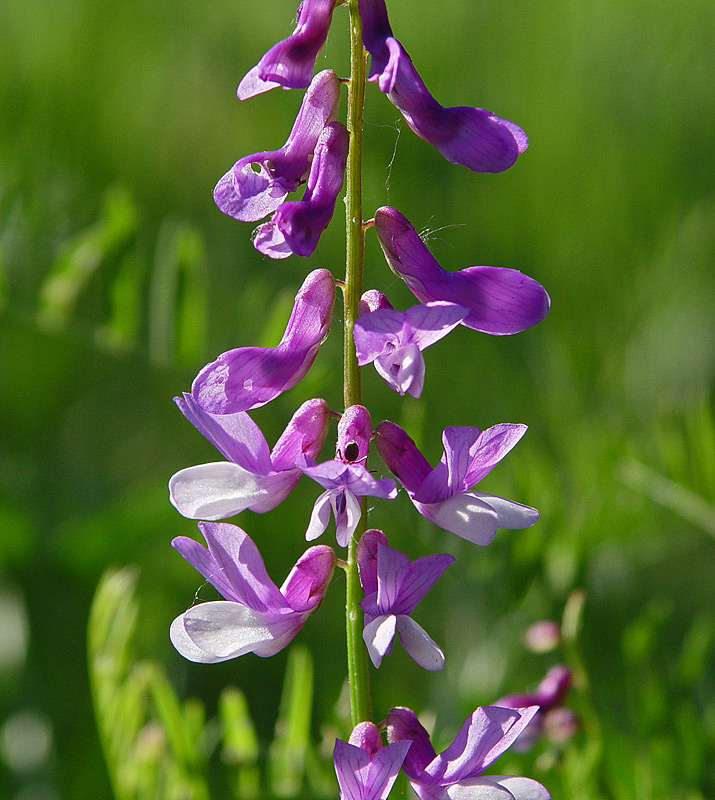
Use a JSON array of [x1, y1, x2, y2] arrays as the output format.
[[220, 687, 260, 800]]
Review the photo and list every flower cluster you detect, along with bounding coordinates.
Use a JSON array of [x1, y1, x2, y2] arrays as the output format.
[[169, 1, 553, 798]]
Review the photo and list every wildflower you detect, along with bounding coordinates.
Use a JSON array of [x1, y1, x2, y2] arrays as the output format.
[[375, 421, 539, 545], [238, 0, 337, 100], [215, 70, 341, 222], [170, 522, 335, 662], [192, 268, 335, 414], [495, 665, 575, 750], [374, 207, 550, 335], [253, 121, 349, 258], [298, 406, 397, 546], [334, 721, 411, 800], [358, 0, 527, 172], [357, 529, 453, 670], [385, 706, 551, 800], [169, 397, 331, 520], [353, 290, 468, 397]]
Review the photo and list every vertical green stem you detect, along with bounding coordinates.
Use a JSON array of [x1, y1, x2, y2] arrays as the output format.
[[343, 0, 371, 726]]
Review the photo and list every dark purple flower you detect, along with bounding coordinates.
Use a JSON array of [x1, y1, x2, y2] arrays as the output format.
[[358, 0, 527, 172], [215, 70, 340, 222], [375, 421, 539, 545], [334, 721, 411, 800], [495, 665, 574, 751], [254, 121, 349, 258], [354, 290, 468, 397], [237, 0, 337, 100], [192, 268, 335, 414], [375, 207, 550, 335], [297, 406, 397, 546], [385, 706, 550, 800], [170, 522, 335, 662], [169, 397, 331, 520], [357, 529, 453, 670]]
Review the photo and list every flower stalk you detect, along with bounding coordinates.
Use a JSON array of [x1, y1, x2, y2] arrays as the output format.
[[343, 0, 372, 726]]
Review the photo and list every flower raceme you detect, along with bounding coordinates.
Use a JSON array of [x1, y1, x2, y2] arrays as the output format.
[[169, 397, 331, 520], [354, 290, 468, 398], [357, 529, 453, 670], [170, 522, 335, 663], [386, 706, 550, 800], [375, 421, 539, 545], [215, 70, 341, 223], [357, 0, 528, 173], [334, 721, 411, 800], [237, 0, 337, 100], [192, 268, 335, 415], [374, 207, 550, 335], [298, 405, 397, 546]]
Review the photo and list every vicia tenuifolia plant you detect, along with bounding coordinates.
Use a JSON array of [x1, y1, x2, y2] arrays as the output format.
[[168, 1, 552, 797]]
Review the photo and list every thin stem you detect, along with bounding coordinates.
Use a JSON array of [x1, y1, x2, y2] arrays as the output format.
[[343, 0, 372, 726]]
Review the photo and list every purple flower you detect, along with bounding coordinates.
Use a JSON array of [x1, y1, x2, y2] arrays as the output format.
[[495, 665, 575, 751], [357, 529, 453, 670], [375, 421, 539, 545], [375, 207, 550, 335], [354, 291, 468, 397], [192, 268, 335, 414], [170, 522, 335, 662], [385, 706, 550, 800], [215, 70, 341, 223], [169, 397, 331, 520], [334, 721, 411, 800], [358, 0, 527, 172], [237, 0, 337, 100], [297, 406, 397, 547], [254, 121, 349, 259]]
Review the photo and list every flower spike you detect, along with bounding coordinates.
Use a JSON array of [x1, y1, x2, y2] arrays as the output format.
[[169, 397, 331, 520], [238, 0, 337, 100], [375, 207, 550, 335], [357, 529, 454, 670], [253, 121, 349, 259], [170, 522, 335, 662], [386, 706, 551, 800], [375, 421, 539, 545], [215, 70, 341, 222], [334, 722, 411, 800], [354, 290, 468, 397], [358, 0, 527, 172], [298, 406, 397, 546], [192, 268, 335, 414]]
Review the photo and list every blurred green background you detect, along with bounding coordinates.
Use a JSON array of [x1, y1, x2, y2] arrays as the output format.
[[1, 0, 714, 798]]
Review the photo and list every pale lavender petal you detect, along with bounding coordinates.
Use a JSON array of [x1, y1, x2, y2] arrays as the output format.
[[374, 343, 425, 397], [255, 122, 349, 259], [396, 616, 445, 671], [391, 553, 454, 615], [385, 707, 437, 777], [356, 528, 388, 597], [471, 493, 539, 530], [238, 0, 336, 99], [269, 397, 332, 472], [305, 489, 334, 541], [354, 309, 405, 365], [404, 302, 469, 349], [171, 535, 238, 602], [176, 602, 282, 662], [363, 614, 397, 668], [415, 427, 483, 504], [462, 424, 528, 487], [279, 544, 335, 611], [476, 777, 550, 800], [170, 614, 226, 663], [334, 487, 363, 547], [444, 778, 515, 800], [375, 208, 549, 335], [169, 462, 298, 520], [424, 706, 539, 783], [174, 394, 272, 472], [298, 458, 397, 499], [375, 420, 432, 492], [375, 541, 411, 611], [416, 493, 499, 545], [192, 268, 335, 414]]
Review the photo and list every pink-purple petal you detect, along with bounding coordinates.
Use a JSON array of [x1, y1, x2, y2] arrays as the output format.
[[279, 544, 336, 612], [385, 707, 437, 776], [269, 397, 332, 472], [375, 420, 432, 492]]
